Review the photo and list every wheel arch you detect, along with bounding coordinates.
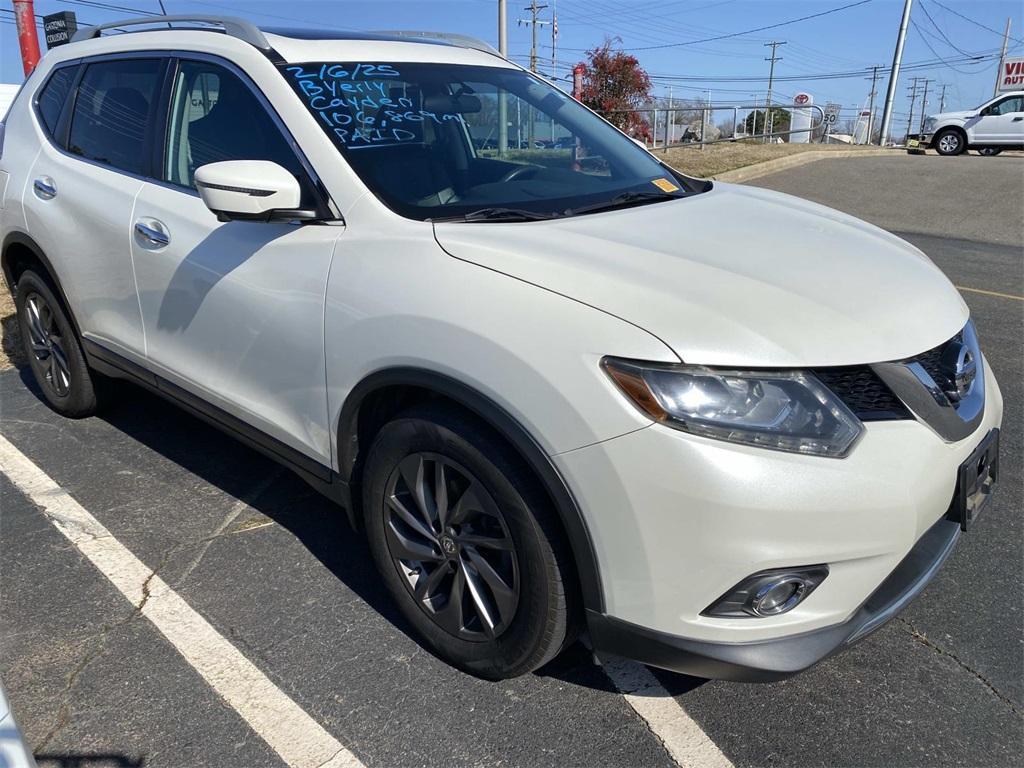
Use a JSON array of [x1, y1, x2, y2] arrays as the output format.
[[2, 231, 81, 337], [337, 367, 606, 614], [934, 124, 968, 151]]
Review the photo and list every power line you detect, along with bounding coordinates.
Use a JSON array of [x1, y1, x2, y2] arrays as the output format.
[[917, 0, 973, 57], [557, 0, 874, 52], [928, 0, 1024, 45], [911, 21, 983, 74]]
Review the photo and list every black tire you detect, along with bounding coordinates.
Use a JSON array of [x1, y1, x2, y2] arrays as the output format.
[[934, 128, 966, 156], [361, 403, 578, 679], [978, 147, 1002, 156], [14, 270, 100, 417]]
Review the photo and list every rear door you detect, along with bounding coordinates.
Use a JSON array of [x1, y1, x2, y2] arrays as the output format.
[[23, 56, 167, 364], [130, 55, 341, 465]]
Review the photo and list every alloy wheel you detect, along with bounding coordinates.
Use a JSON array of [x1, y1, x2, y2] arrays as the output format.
[[383, 453, 519, 641], [938, 133, 960, 154], [24, 292, 72, 397]]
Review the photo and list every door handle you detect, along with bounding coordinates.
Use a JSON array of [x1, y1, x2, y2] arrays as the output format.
[[1012, 116, 1023, 122], [33, 177, 56, 200], [134, 220, 170, 248]]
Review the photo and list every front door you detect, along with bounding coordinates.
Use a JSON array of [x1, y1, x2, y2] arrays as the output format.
[[971, 95, 1024, 143], [130, 57, 341, 465]]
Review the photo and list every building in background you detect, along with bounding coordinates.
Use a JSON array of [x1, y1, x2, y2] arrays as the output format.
[[0, 84, 23, 119]]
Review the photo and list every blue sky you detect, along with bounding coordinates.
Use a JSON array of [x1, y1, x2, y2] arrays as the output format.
[[3, 0, 1022, 121]]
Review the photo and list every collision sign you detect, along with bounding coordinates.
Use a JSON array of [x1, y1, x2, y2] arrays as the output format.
[[997, 57, 1024, 92], [43, 11, 78, 49]]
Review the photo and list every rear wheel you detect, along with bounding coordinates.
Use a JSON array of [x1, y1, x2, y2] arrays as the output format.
[[361, 404, 577, 679], [934, 128, 965, 156], [977, 147, 1003, 156], [15, 270, 100, 417]]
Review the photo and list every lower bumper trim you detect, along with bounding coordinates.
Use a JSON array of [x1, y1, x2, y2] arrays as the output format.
[[588, 515, 961, 682]]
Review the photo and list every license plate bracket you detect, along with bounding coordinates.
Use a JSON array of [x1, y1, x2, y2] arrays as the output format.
[[949, 428, 999, 531]]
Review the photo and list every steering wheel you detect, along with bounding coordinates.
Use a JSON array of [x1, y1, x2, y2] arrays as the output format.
[[500, 165, 541, 183]]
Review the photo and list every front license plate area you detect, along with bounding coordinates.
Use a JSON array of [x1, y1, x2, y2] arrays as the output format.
[[949, 429, 999, 531]]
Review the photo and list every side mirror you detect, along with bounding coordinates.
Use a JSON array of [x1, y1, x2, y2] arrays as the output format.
[[195, 161, 316, 222]]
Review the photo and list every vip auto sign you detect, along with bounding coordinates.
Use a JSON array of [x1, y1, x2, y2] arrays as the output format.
[[998, 58, 1024, 92]]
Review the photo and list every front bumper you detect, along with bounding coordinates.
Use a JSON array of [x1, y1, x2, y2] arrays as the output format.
[[588, 513, 961, 681], [555, 359, 1002, 679]]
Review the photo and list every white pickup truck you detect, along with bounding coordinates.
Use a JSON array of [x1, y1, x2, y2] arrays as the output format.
[[913, 91, 1024, 156]]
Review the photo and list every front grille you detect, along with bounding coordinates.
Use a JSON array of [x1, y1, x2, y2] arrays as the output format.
[[813, 367, 911, 421], [914, 332, 963, 391]]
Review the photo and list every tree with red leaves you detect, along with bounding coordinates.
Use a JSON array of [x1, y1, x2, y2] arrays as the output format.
[[577, 37, 653, 141]]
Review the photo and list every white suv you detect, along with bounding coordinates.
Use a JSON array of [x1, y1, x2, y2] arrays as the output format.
[[919, 90, 1024, 155], [0, 17, 1002, 681]]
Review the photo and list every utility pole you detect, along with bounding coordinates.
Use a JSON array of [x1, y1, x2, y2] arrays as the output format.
[[918, 78, 932, 133], [938, 83, 948, 113], [519, 1, 549, 74], [763, 40, 786, 142], [905, 77, 921, 144], [13, 0, 41, 75], [518, 1, 549, 145], [879, 0, 914, 146], [498, 0, 508, 156], [994, 17, 1012, 97], [866, 65, 881, 144]]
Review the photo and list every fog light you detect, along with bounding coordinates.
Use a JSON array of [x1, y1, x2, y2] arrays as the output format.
[[703, 565, 829, 618]]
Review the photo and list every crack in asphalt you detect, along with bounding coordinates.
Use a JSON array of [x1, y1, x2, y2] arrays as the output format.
[[896, 616, 1022, 715]]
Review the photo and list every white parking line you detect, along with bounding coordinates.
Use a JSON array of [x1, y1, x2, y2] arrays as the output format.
[[601, 658, 734, 768], [0, 434, 363, 768]]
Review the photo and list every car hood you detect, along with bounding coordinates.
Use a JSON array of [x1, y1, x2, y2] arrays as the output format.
[[433, 183, 967, 367], [929, 110, 973, 123]]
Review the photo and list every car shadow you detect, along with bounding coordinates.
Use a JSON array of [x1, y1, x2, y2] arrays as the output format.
[[16, 367, 709, 697]]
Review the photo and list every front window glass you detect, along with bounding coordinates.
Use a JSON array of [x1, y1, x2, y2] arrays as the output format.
[[164, 60, 305, 190], [280, 62, 706, 220], [990, 96, 1024, 115]]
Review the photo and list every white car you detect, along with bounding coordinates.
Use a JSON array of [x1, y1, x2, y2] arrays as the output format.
[[0, 16, 1002, 681], [920, 90, 1024, 155]]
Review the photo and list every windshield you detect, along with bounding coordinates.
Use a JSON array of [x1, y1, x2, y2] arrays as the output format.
[[279, 61, 708, 220]]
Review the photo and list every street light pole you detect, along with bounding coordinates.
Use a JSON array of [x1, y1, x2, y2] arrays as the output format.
[[879, 0, 914, 146]]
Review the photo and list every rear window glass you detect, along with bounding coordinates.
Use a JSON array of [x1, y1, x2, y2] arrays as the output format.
[[37, 66, 77, 138], [68, 58, 163, 176]]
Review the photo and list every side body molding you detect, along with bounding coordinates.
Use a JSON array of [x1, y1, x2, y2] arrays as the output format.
[[336, 367, 606, 614]]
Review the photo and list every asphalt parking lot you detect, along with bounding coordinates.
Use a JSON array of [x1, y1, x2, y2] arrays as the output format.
[[2, 152, 1022, 768]]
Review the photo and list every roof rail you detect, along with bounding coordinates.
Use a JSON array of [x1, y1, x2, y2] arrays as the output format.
[[371, 30, 501, 57], [70, 15, 274, 53]]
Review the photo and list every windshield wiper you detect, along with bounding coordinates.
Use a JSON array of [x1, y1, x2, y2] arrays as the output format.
[[441, 207, 561, 223], [563, 190, 681, 218]]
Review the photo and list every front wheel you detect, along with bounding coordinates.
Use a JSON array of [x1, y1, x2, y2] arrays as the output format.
[[15, 270, 101, 417], [361, 404, 578, 679], [934, 128, 966, 156]]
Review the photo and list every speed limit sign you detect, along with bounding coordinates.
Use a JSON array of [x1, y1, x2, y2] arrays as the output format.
[[824, 103, 841, 125]]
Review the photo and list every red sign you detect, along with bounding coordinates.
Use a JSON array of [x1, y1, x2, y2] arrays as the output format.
[[794, 93, 810, 105]]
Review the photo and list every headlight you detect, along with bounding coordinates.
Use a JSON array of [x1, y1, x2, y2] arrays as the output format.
[[602, 358, 864, 457], [923, 117, 937, 132]]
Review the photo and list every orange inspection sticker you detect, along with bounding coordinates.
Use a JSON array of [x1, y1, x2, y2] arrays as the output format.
[[651, 178, 680, 193]]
